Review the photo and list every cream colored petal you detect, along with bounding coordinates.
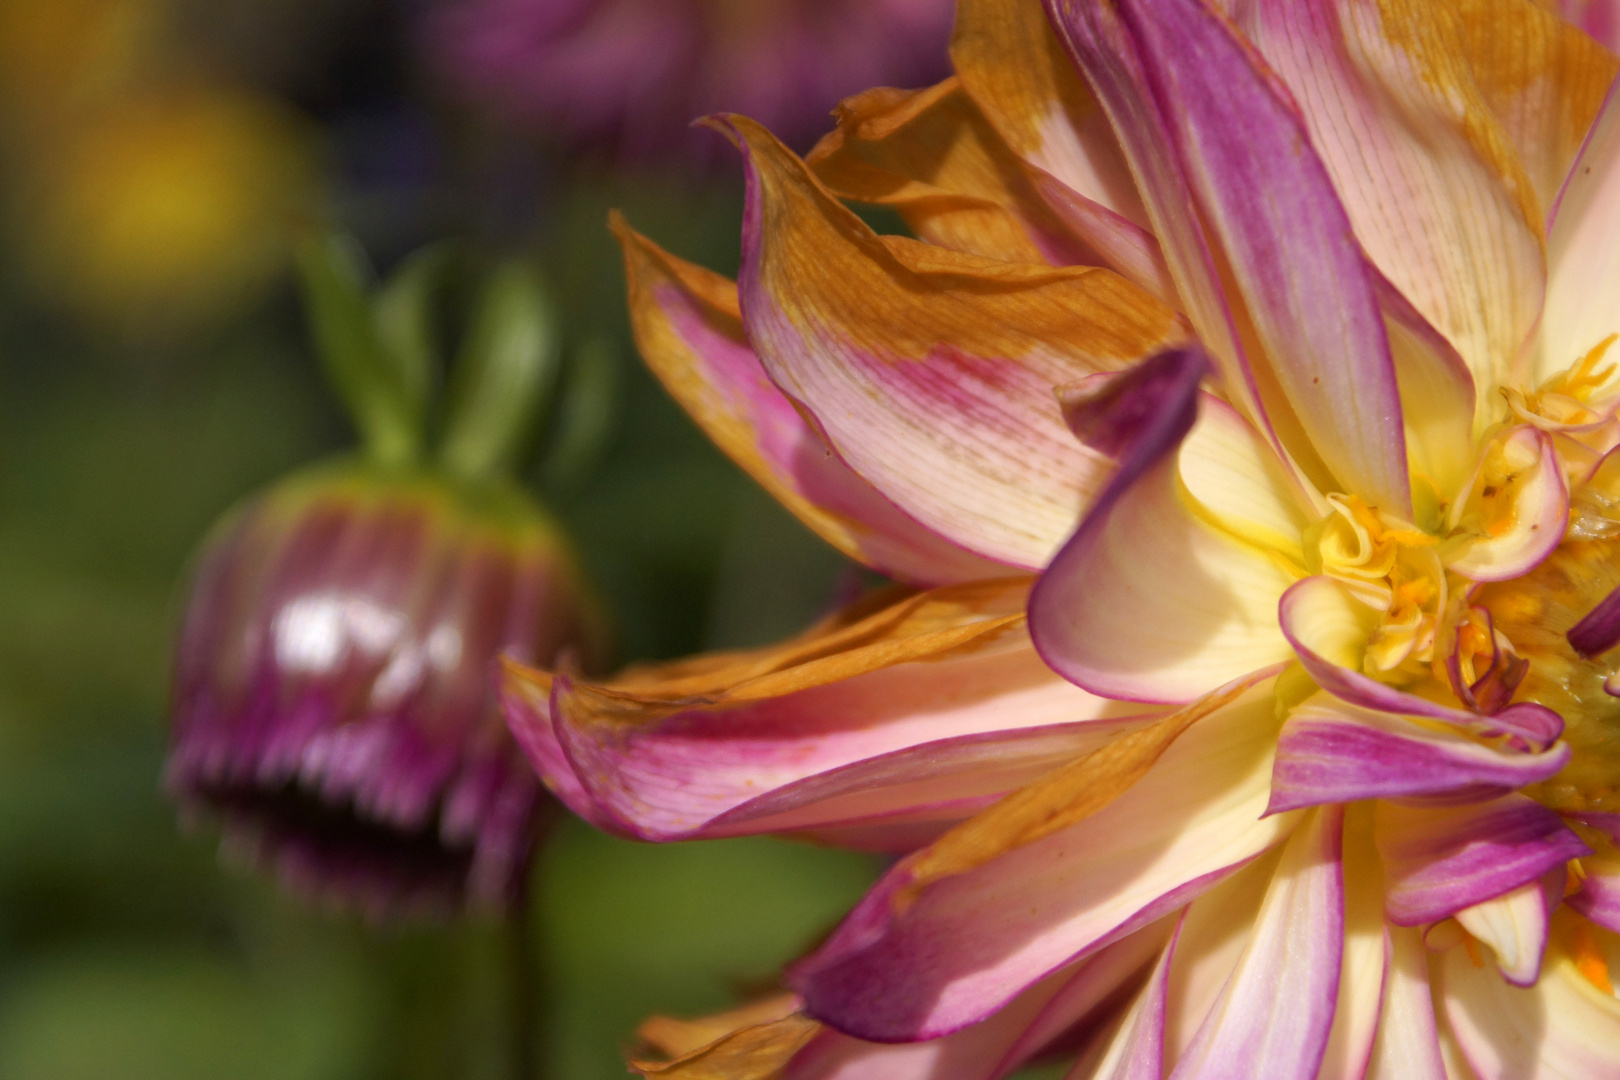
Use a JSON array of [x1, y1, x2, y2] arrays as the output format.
[[1539, 82, 1620, 387], [1178, 395, 1313, 563], [1442, 920, 1620, 1079], [1032, 456, 1298, 705], [1455, 874, 1558, 986]]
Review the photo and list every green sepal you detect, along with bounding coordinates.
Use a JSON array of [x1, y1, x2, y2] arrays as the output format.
[[297, 234, 424, 467], [372, 243, 449, 440], [439, 261, 560, 482]]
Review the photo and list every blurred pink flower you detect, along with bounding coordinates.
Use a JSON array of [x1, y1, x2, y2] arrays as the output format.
[[169, 465, 596, 918], [423, 0, 955, 161]]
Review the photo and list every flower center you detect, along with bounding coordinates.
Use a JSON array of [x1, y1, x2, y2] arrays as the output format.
[[1306, 495, 1447, 681]]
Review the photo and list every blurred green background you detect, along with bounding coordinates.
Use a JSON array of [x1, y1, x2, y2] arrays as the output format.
[[0, 0, 881, 1075]]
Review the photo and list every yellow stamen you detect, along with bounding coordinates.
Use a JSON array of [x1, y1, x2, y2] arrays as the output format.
[[1563, 333, 1620, 399], [1568, 859, 1588, 890]]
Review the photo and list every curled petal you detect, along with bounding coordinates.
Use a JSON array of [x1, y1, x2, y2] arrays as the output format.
[[1442, 920, 1620, 1080], [1268, 695, 1572, 815], [792, 678, 1292, 1041], [1454, 868, 1565, 987], [1376, 795, 1590, 926], [1279, 574, 1563, 748], [632, 1004, 820, 1080], [1445, 426, 1568, 583], [613, 216, 1002, 586], [1568, 579, 1620, 657], [1168, 806, 1344, 1080], [1032, 350, 1297, 704], [808, 80, 1091, 267], [715, 114, 1185, 570]]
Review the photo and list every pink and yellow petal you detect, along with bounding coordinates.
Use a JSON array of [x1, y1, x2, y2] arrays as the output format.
[[1080, 922, 1180, 1080], [1046, 0, 1271, 432], [792, 679, 1293, 1041], [1033, 351, 1298, 704], [1137, 0, 1418, 509], [613, 217, 1003, 586], [1036, 457, 1298, 704], [1365, 927, 1448, 1080], [1382, 279, 1479, 500], [1375, 794, 1590, 925], [1052, 0, 1413, 512], [508, 580, 1154, 845], [638, 941, 1172, 1080], [1178, 395, 1314, 562], [949, 0, 1173, 300], [1167, 807, 1344, 1080], [718, 114, 1185, 570], [1317, 812, 1388, 1080], [1230, 0, 1546, 408], [1268, 694, 1572, 814], [1452, 0, 1619, 214]]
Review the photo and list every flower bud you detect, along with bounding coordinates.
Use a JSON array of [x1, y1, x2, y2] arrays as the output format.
[[168, 462, 599, 917]]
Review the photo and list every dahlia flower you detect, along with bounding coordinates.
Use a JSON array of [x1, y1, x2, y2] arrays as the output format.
[[423, 0, 955, 160], [170, 242, 598, 916], [504, 0, 1620, 1075]]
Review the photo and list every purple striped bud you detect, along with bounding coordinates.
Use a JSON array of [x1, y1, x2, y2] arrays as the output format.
[[167, 462, 600, 917]]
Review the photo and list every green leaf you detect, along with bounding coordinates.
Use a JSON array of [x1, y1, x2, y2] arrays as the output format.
[[296, 234, 420, 466], [438, 261, 559, 481]]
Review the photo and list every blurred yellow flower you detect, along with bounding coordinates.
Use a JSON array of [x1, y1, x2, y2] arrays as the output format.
[[0, 0, 317, 336], [17, 87, 315, 334]]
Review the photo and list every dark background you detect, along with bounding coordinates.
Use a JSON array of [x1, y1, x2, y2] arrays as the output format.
[[0, 1, 881, 1075]]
